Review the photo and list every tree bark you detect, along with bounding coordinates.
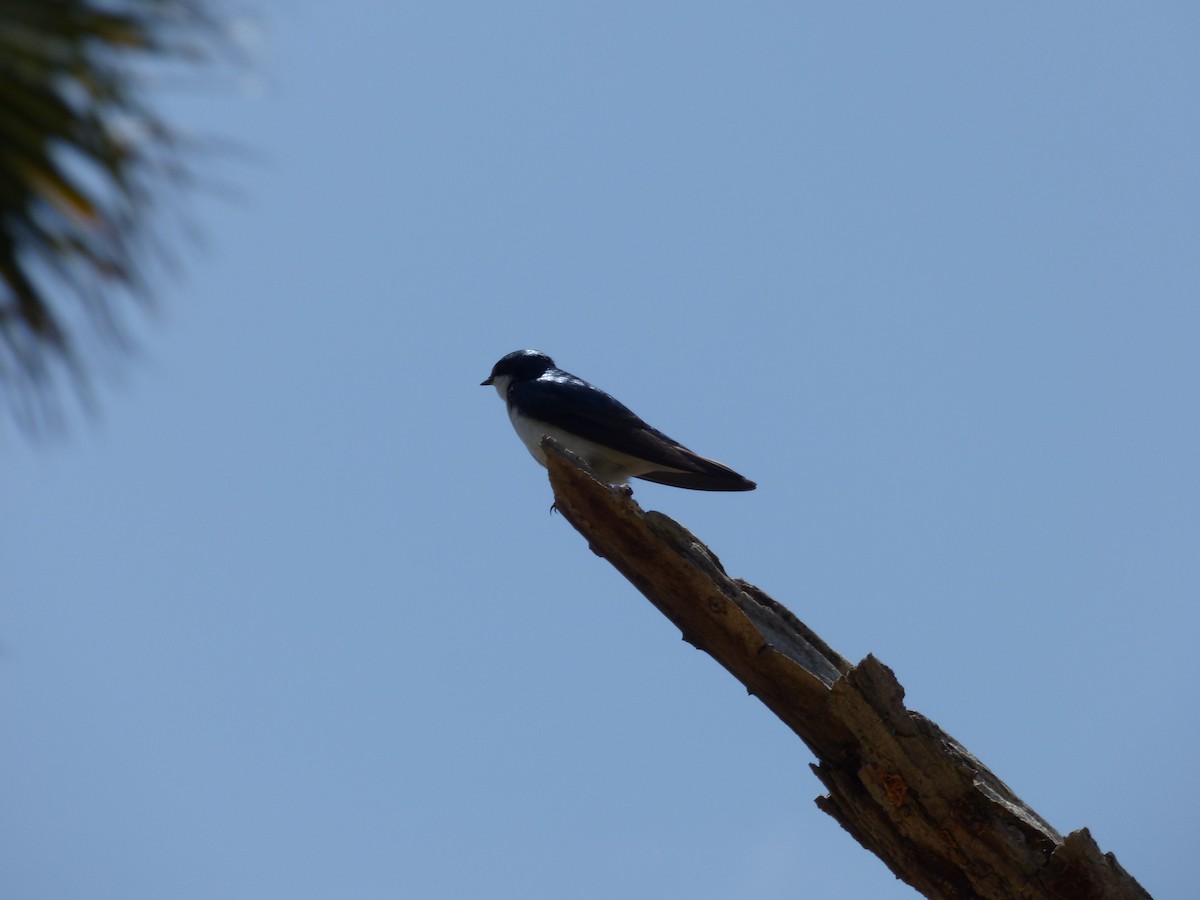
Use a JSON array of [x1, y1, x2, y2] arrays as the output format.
[[542, 439, 1151, 900]]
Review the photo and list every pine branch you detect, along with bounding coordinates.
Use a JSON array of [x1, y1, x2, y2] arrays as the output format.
[[542, 438, 1150, 900]]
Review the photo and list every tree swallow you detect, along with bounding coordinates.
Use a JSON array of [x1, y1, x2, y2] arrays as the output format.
[[482, 349, 756, 491]]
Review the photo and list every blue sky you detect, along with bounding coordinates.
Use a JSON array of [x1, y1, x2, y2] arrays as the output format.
[[3, 3, 1198, 898]]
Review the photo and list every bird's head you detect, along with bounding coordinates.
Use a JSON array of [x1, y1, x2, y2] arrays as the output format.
[[481, 349, 556, 394]]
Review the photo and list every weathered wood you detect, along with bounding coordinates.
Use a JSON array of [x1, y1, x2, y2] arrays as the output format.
[[542, 438, 1151, 900]]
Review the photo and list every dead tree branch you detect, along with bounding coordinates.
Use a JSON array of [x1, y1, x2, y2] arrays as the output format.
[[542, 438, 1150, 900]]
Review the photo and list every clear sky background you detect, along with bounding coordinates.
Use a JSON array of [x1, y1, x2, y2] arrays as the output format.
[[3, 3, 1198, 898]]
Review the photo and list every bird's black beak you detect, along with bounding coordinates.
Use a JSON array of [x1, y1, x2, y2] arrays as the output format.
[[480, 377, 493, 386]]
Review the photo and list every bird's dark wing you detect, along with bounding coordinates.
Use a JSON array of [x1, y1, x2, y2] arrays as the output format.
[[510, 372, 755, 491], [509, 372, 678, 457], [633, 465, 756, 492]]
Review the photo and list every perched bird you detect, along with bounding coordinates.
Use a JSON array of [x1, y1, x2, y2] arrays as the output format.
[[482, 349, 755, 491]]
